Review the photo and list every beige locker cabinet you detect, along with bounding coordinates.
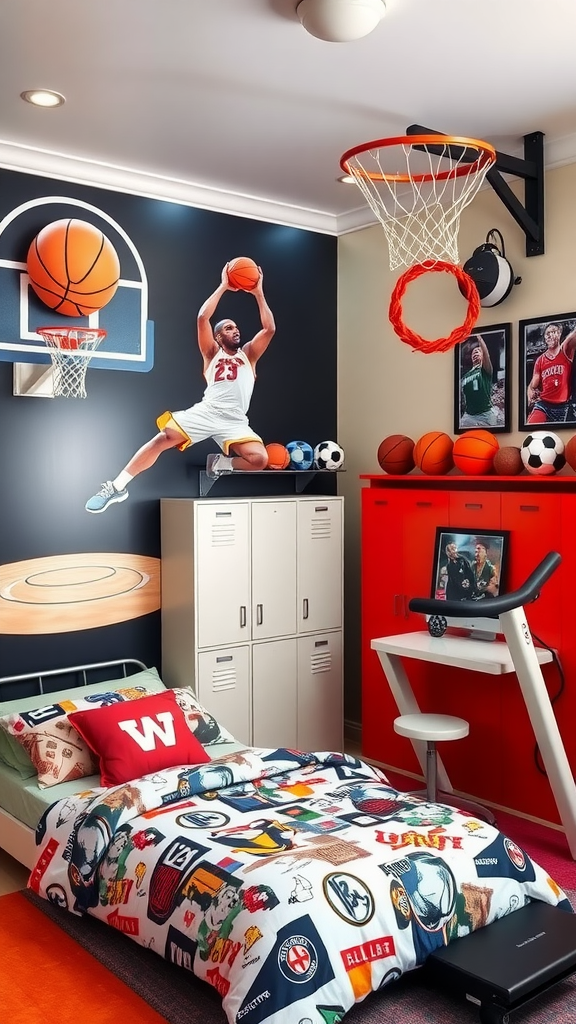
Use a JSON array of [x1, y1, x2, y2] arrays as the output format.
[[297, 630, 343, 752], [196, 645, 251, 745], [161, 495, 343, 750], [297, 499, 343, 633], [251, 638, 298, 749]]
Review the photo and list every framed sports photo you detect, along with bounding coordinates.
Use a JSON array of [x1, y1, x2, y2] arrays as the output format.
[[518, 312, 576, 431], [431, 527, 509, 603], [453, 324, 511, 434]]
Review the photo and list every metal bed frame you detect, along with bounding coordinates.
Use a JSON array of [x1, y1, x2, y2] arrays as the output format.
[[0, 658, 148, 868]]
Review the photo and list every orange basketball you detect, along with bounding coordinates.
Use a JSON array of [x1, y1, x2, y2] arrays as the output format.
[[493, 446, 523, 476], [227, 256, 260, 292], [27, 219, 120, 317], [265, 442, 290, 470], [414, 431, 454, 475], [565, 435, 576, 473], [453, 430, 499, 475], [377, 434, 415, 474]]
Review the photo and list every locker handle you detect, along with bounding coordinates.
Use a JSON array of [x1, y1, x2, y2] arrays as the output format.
[[240, 606, 247, 627], [315, 505, 328, 512], [303, 598, 309, 620], [256, 603, 263, 626], [216, 655, 233, 663], [375, 500, 389, 506], [519, 505, 540, 512], [315, 640, 328, 647], [464, 503, 483, 509], [215, 511, 232, 517], [393, 594, 401, 616], [416, 501, 432, 507]]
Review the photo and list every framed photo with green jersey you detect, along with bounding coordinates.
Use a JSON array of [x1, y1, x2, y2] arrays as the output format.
[[453, 323, 511, 434], [518, 311, 576, 431]]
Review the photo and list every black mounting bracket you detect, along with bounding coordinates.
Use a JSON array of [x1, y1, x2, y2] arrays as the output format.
[[406, 124, 545, 257]]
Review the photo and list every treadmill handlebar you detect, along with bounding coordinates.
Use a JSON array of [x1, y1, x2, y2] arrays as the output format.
[[408, 551, 562, 620]]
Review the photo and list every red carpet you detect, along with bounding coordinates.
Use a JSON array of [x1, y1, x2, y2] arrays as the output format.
[[0, 891, 168, 1024]]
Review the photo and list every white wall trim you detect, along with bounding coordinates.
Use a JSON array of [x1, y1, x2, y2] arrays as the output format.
[[1, 131, 575, 238], [0, 140, 339, 236]]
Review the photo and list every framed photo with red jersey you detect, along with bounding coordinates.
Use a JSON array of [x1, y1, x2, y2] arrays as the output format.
[[454, 323, 511, 435], [519, 312, 576, 431]]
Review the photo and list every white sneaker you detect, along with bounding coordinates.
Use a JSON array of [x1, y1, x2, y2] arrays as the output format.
[[206, 454, 232, 478]]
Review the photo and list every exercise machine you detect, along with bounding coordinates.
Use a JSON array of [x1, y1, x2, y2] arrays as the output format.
[[411, 552, 576, 1023]]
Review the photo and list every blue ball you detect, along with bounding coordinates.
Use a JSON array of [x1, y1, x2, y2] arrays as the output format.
[[286, 440, 314, 471]]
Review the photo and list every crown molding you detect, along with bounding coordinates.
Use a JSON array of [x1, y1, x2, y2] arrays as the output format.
[[0, 139, 339, 236], [1, 131, 575, 239]]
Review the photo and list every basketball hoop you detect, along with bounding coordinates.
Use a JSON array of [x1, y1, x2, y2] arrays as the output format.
[[37, 327, 106, 398], [340, 134, 496, 270]]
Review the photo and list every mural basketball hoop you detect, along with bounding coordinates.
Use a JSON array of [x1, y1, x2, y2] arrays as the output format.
[[37, 326, 107, 398], [340, 133, 496, 351]]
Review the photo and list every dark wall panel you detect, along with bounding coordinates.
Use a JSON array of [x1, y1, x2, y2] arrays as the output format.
[[0, 168, 337, 677]]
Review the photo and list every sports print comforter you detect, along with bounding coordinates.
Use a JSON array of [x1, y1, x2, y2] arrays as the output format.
[[30, 749, 572, 1024]]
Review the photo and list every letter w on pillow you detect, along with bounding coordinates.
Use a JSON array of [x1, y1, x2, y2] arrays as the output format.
[[118, 712, 177, 751], [68, 690, 211, 786]]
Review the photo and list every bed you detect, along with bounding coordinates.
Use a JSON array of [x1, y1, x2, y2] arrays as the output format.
[[0, 659, 572, 1024]]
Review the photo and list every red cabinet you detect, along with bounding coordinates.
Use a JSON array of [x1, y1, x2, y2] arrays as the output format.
[[361, 474, 576, 823]]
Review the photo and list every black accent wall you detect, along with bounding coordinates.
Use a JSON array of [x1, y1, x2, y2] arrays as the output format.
[[0, 168, 337, 677]]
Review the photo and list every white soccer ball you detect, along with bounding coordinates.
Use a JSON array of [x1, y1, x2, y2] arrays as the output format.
[[520, 431, 565, 476], [314, 440, 345, 471]]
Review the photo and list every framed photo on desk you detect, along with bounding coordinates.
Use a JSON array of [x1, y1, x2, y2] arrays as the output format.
[[432, 527, 509, 603]]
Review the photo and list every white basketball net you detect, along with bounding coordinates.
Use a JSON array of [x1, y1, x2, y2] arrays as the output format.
[[342, 136, 496, 270], [38, 328, 106, 398]]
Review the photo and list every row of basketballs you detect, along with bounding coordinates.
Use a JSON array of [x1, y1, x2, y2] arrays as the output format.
[[265, 440, 345, 471], [377, 429, 575, 477]]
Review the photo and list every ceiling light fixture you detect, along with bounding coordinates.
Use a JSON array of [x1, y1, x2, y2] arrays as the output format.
[[20, 89, 65, 108], [296, 0, 386, 42]]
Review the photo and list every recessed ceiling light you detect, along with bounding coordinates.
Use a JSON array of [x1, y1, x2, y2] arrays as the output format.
[[20, 89, 65, 108]]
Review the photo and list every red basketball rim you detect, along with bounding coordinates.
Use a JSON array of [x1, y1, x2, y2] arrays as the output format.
[[340, 134, 496, 184]]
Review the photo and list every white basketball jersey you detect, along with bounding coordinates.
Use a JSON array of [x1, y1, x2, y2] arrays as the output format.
[[203, 347, 255, 413]]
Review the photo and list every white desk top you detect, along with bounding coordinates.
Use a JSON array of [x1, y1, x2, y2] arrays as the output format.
[[371, 631, 553, 675]]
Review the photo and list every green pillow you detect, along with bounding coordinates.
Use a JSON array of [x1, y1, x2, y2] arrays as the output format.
[[0, 667, 165, 778]]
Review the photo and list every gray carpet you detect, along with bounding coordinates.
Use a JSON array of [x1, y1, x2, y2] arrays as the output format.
[[24, 889, 576, 1024]]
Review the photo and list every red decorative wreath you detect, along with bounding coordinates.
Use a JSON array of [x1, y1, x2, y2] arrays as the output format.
[[389, 261, 481, 354]]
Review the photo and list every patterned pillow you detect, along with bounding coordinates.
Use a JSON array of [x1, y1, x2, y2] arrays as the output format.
[[0, 669, 167, 787], [170, 687, 236, 746]]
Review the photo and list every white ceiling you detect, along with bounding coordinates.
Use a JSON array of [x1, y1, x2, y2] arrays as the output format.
[[2, 0, 576, 234]]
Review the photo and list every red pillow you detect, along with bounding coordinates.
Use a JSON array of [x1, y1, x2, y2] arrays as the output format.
[[69, 689, 211, 786]]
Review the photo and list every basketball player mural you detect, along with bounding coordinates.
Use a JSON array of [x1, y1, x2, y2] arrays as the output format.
[[85, 262, 275, 513], [526, 321, 576, 425]]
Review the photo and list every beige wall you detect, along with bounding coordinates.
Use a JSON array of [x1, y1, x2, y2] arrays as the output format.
[[337, 161, 576, 727]]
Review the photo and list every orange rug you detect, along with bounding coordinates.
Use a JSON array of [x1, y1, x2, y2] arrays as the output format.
[[0, 891, 168, 1024]]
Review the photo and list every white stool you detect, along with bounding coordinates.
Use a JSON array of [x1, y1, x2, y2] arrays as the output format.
[[394, 713, 496, 824]]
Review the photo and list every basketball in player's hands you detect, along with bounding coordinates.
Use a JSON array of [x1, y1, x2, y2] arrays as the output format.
[[227, 257, 260, 291]]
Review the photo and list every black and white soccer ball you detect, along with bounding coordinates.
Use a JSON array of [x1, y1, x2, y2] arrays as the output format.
[[314, 440, 345, 471], [520, 432, 565, 475]]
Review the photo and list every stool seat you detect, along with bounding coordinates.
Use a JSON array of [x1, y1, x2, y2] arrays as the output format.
[[394, 713, 469, 743]]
